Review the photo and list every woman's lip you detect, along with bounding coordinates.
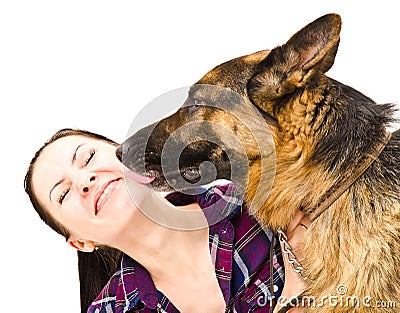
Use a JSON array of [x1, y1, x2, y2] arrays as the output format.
[[95, 179, 120, 215], [123, 170, 155, 184]]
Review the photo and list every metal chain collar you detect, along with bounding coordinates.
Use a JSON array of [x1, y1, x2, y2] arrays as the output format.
[[277, 227, 306, 280]]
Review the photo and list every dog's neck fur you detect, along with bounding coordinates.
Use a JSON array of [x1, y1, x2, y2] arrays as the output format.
[[244, 72, 400, 309], [246, 75, 398, 230]]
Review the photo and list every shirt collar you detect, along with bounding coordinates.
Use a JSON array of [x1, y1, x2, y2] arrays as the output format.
[[165, 183, 244, 225]]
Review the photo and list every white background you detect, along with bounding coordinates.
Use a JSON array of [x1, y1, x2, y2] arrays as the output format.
[[1, 1, 399, 312]]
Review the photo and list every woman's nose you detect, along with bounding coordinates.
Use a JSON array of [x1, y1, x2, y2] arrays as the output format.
[[81, 175, 96, 194]]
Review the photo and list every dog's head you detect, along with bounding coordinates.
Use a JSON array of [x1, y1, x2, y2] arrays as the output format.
[[117, 82, 276, 194], [117, 14, 339, 176], [117, 14, 391, 225]]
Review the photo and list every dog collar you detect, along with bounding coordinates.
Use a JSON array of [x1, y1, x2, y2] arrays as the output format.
[[309, 131, 392, 222]]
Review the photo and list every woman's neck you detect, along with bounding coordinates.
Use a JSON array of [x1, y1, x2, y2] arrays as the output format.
[[114, 197, 210, 279]]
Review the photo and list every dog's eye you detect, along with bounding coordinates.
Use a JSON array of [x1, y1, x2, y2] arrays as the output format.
[[193, 99, 201, 106], [193, 99, 203, 107], [186, 98, 206, 113]]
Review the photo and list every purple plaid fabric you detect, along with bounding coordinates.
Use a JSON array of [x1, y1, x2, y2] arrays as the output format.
[[88, 184, 284, 313]]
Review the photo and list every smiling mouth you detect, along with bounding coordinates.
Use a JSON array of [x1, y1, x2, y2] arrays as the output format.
[[95, 179, 120, 215]]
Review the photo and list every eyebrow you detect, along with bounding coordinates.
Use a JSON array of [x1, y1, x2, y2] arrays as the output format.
[[48, 143, 84, 202]]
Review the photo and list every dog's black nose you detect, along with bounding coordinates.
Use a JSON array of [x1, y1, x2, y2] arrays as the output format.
[[115, 145, 123, 162]]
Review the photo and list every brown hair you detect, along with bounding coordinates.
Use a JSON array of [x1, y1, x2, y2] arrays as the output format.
[[24, 128, 122, 313]]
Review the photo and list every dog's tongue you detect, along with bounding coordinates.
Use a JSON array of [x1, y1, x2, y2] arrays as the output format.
[[124, 170, 154, 184]]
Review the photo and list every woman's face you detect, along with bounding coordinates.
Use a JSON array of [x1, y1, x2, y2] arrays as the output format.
[[32, 135, 148, 249]]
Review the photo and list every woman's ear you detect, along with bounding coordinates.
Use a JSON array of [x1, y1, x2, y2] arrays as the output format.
[[67, 238, 96, 252]]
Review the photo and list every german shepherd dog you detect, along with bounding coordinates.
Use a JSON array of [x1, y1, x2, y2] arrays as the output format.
[[117, 14, 400, 312]]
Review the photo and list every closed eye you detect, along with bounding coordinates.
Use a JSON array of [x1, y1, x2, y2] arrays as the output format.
[[58, 188, 69, 204], [84, 149, 95, 166]]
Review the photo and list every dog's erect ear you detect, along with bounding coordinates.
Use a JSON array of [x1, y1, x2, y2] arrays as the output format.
[[248, 13, 341, 115]]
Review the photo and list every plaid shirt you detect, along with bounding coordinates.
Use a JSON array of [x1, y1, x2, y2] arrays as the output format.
[[88, 184, 284, 313]]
